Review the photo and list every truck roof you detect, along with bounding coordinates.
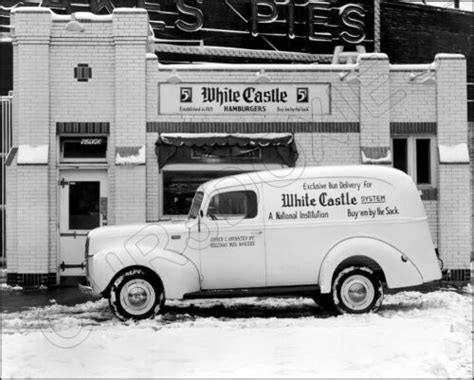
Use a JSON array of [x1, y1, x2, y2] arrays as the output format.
[[199, 165, 411, 193]]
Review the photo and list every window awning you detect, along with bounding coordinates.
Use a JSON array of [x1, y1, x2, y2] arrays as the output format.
[[156, 133, 298, 169]]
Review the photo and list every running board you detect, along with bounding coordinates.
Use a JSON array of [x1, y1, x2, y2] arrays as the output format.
[[183, 285, 320, 300]]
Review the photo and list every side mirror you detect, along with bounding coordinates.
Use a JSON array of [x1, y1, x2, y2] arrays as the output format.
[[199, 209, 204, 218]]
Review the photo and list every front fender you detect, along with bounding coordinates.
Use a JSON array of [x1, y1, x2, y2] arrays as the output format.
[[318, 237, 423, 293], [88, 248, 201, 299]]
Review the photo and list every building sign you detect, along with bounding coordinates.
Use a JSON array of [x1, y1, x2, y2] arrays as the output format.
[[147, 0, 374, 55], [3, 0, 374, 60], [159, 83, 331, 115]]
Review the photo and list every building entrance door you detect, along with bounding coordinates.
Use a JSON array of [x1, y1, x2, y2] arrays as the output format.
[[59, 170, 108, 277]]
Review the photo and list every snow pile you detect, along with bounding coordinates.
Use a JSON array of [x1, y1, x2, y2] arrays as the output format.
[[361, 149, 392, 164], [438, 143, 470, 164], [1, 283, 23, 290], [1, 289, 472, 378], [17, 145, 49, 165], [115, 146, 145, 165]]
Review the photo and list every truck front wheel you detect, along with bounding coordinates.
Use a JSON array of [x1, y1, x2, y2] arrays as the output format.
[[332, 266, 383, 314], [109, 268, 165, 321]]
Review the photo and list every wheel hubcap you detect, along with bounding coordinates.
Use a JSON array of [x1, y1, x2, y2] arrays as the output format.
[[340, 275, 374, 311], [120, 279, 156, 316]]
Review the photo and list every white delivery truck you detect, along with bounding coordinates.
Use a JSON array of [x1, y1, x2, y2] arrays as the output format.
[[84, 166, 442, 320]]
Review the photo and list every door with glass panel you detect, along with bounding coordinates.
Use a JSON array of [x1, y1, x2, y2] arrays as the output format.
[[59, 170, 108, 276]]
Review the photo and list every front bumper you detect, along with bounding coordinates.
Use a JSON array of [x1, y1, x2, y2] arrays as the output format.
[[80, 258, 102, 297], [78, 276, 101, 296], [78, 283, 98, 296]]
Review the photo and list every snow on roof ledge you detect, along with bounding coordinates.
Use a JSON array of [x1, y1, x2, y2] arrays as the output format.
[[160, 133, 293, 140], [113, 8, 148, 14], [116, 145, 145, 165], [17, 145, 49, 165], [435, 53, 465, 60], [438, 143, 470, 164], [357, 53, 389, 62], [50, 12, 113, 22], [12, 7, 51, 14], [361, 147, 392, 164]]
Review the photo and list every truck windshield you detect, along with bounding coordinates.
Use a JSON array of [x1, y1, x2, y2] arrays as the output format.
[[188, 191, 204, 219]]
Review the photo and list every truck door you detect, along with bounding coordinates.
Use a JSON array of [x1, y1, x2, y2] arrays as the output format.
[[199, 185, 265, 289]]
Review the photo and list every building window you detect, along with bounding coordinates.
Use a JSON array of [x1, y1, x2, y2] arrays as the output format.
[[207, 190, 258, 220], [60, 136, 107, 162], [69, 181, 100, 230], [163, 170, 244, 216], [392, 136, 435, 186]]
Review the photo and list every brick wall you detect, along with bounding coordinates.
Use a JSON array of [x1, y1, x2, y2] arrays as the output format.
[[381, 1, 474, 123], [389, 73, 436, 122], [295, 133, 360, 166], [381, 2, 474, 80], [114, 166, 147, 224], [469, 122, 474, 259], [423, 201, 438, 247]]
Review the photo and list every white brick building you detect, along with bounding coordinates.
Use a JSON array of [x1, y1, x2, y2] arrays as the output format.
[[5, 8, 471, 285]]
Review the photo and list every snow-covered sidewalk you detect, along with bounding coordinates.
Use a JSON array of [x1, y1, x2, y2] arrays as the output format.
[[1, 287, 472, 378]]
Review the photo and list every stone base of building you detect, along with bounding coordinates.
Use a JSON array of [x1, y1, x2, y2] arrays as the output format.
[[442, 269, 472, 283], [7, 272, 56, 287]]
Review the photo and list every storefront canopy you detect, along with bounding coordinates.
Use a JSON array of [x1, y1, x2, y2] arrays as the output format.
[[156, 133, 298, 169]]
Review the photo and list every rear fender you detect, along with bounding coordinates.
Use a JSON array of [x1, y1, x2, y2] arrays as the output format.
[[89, 248, 201, 299], [318, 237, 423, 293]]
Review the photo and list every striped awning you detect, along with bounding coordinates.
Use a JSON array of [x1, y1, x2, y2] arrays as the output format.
[[56, 122, 110, 135], [156, 132, 298, 169]]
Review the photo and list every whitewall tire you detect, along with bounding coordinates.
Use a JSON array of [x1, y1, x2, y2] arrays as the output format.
[[109, 268, 165, 321], [332, 266, 383, 314]]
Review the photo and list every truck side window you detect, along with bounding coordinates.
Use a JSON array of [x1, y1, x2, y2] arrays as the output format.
[[207, 191, 257, 220]]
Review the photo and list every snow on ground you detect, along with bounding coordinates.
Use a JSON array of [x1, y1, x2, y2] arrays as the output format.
[[1, 287, 472, 378]]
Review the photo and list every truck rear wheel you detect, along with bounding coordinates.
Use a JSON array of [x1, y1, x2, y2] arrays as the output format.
[[109, 268, 164, 321], [332, 266, 383, 314]]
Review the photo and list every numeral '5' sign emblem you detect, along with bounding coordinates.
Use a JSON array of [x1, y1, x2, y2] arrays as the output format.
[[180, 87, 192, 103], [296, 87, 309, 103]]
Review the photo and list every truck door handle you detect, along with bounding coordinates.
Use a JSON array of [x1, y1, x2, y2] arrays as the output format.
[[251, 231, 263, 235]]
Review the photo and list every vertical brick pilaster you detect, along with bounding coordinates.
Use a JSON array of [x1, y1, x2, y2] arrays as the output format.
[[11, 8, 51, 146], [146, 56, 159, 221], [112, 9, 148, 224], [5, 162, 18, 273], [7, 163, 49, 274], [435, 54, 471, 269], [358, 53, 391, 164], [9, 8, 51, 274], [113, 8, 148, 146], [114, 166, 147, 223], [146, 54, 158, 122], [146, 133, 159, 221]]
